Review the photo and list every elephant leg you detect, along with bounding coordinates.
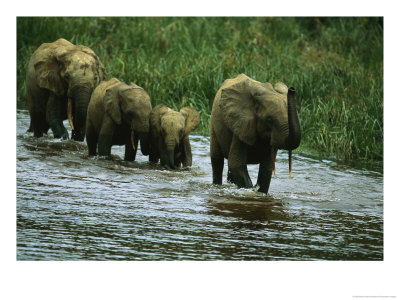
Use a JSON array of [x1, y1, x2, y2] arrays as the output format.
[[227, 135, 252, 188], [181, 135, 192, 167], [256, 146, 275, 194], [228, 165, 252, 189], [160, 151, 169, 168], [98, 134, 113, 157], [46, 94, 68, 140], [174, 155, 182, 168], [211, 157, 224, 184], [227, 169, 234, 183], [149, 135, 160, 163], [173, 147, 182, 168], [124, 135, 138, 161], [149, 147, 159, 163], [210, 129, 224, 185], [158, 139, 171, 168], [86, 124, 98, 156], [27, 83, 49, 137], [27, 118, 33, 132], [97, 117, 115, 157], [30, 110, 48, 138]]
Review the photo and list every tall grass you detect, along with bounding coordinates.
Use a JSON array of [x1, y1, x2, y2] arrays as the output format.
[[17, 17, 383, 163]]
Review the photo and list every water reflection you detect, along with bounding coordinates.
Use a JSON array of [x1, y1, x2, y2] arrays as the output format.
[[209, 201, 272, 225]]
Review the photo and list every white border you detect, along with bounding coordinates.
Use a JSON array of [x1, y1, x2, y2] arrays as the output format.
[[3, 1, 398, 299]]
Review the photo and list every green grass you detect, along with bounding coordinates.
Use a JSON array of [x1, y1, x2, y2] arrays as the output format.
[[17, 17, 383, 164]]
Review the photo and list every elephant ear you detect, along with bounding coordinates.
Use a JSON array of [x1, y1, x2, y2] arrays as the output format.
[[33, 41, 75, 96], [96, 61, 107, 85], [180, 107, 200, 135], [104, 83, 124, 125], [118, 84, 141, 110], [34, 59, 65, 96], [150, 104, 170, 132], [219, 79, 257, 145]]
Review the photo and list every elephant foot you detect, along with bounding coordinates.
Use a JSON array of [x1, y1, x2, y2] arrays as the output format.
[[33, 130, 44, 138], [87, 146, 97, 157], [163, 165, 174, 171], [257, 184, 271, 194], [228, 166, 253, 189], [54, 129, 69, 140], [124, 150, 136, 161], [62, 130, 69, 140], [98, 155, 112, 160], [149, 158, 159, 164], [124, 143, 137, 161], [256, 174, 271, 193], [72, 130, 85, 141], [50, 120, 69, 140]]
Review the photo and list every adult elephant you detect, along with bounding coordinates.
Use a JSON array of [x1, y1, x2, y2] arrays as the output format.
[[149, 104, 200, 169], [210, 74, 301, 194], [26, 38, 106, 141], [86, 78, 152, 161]]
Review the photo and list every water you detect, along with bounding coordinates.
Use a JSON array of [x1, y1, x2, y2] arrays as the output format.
[[16, 110, 383, 260]]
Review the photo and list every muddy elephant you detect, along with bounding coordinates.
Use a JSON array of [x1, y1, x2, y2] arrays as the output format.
[[86, 78, 152, 161], [149, 104, 200, 169], [26, 38, 106, 141], [210, 74, 301, 194]]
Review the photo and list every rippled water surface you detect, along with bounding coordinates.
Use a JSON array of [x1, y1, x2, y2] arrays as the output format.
[[17, 110, 383, 260]]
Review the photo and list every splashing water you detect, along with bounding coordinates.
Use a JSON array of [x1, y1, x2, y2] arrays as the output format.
[[16, 110, 383, 260]]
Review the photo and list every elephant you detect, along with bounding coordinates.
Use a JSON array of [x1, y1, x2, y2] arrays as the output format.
[[26, 38, 106, 141], [210, 73, 301, 194], [149, 104, 200, 169], [86, 78, 152, 161]]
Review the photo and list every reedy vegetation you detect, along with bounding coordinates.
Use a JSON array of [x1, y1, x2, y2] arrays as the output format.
[[17, 17, 383, 163]]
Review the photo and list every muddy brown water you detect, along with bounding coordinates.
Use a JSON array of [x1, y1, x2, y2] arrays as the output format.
[[16, 110, 383, 260]]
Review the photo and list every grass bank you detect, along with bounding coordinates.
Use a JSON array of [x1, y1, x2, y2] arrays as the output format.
[[17, 17, 383, 163]]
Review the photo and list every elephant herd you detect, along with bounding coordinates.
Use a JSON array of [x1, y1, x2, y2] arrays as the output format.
[[25, 39, 301, 195]]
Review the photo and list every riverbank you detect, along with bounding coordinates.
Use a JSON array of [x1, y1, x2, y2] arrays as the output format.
[[17, 17, 383, 163]]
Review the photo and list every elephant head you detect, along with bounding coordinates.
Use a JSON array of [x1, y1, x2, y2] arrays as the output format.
[[220, 78, 301, 174], [104, 82, 152, 155], [150, 104, 200, 169], [33, 39, 106, 141]]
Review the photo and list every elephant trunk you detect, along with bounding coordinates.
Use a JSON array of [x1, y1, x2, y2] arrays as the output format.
[[71, 86, 93, 141], [286, 87, 301, 177], [167, 149, 175, 169], [165, 136, 178, 169], [286, 87, 301, 150], [131, 117, 150, 155], [138, 132, 150, 155]]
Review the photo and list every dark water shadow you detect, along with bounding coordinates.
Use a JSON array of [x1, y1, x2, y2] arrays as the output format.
[[206, 193, 283, 228]]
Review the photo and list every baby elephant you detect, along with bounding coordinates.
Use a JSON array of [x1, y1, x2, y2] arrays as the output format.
[[86, 78, 152, 160], [149, 104, 200, 169]]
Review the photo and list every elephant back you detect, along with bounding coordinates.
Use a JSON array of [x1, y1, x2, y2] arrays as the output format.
[[29, 39, 74, 66], [97, 78, 121, 99]]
